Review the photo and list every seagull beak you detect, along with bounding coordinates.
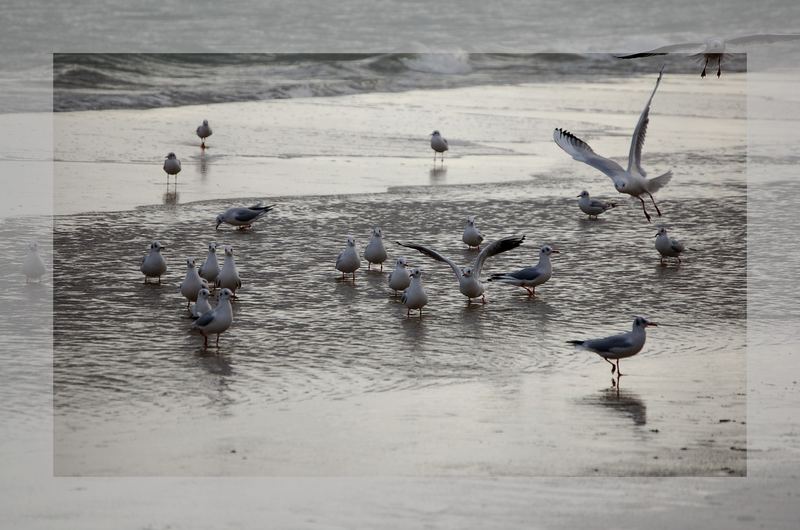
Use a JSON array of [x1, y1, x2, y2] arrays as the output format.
[[646, 322, 659, 327], [576, 194, 582, 197], [215, 221, 221, 230], [551, 250, 561, 254]]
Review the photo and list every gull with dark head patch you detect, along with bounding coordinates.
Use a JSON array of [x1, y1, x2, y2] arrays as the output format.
[[488, 244, 559, 296], [215, 202, 274, 230]]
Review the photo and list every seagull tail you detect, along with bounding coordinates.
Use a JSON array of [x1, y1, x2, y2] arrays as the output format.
[[487, 273, 510, 282], [607, 202, 620, 209], [647, 170, 673, 193]]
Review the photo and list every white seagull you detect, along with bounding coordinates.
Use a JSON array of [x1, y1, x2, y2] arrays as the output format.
[[163, 152, 181, 182], [196, 119, 213, 148], [401, 268, 429, 317], [655, 226, 688, 265], [462, 215, 484, 249], [191, 288, 234, 347], [577, 190, 619, 219], [388, 257, 411, 296], [140, 240, 167, 284], [198, 242, 220, 284], [180, 258, 205, 307], [396, 235, 525, 304], [568, 316, 659, 378], [215, 203, 274, 230], [364, 226, 388, 271], [488, 244, 559, 296], [335, 235, 361, 280], [430, 130, 449, 163], [553, 67, 671, 223], [616, 34, 800, 78], [216, 246, 242, 296], [23, 241, 47, 283], [191, 288, 213, 318]]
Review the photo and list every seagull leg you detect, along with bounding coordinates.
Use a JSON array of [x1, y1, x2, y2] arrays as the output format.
[[352, 271, 356, 281], [616, 359, 624, 377], [481, 294, 486, 304], [380, 263, 383, 272], [216, 334, 220, 347], [604, 357, 616, 374], [717, 56, 722, 78], [701, 56, 708, 78], [646, 192, 662, 217], [368, 262, 371, 270], [638, 197, 652, 223], [203, 335, 208, 348]]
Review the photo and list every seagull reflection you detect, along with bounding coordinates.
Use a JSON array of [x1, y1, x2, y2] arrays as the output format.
[[196, 350, 233, 376], [163, 183, 179, 205], [587, 387, 647, 426], [429, 165, 447, 183], [198, 150, 210, 179]]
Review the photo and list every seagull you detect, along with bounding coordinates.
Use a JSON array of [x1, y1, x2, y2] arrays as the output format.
[[198, 242, 220, 284], [568, 316, 659, 379], [616, 34, 800, 78], [140, 240, 167, 284], [180, 258, 205, 307], [216, 246, 242, 296], [335, 235, 361, 280], [401, 268, 429, 317], [23, 241, 46, 283], [191, 288, 234, 348], [430, 130, 449, 163], [655, 226, 689, 265], [553, 68, 671, 223], [191, 288, 213, 318], [215, 203, 274, 230], [364, 226, 388, 271], [196, 119, 213, 148], [396, 235, 525, 304], [388, 257, 411, 296], [577, 190, 619, 219], [462, 215, 484, 249], [163, 152, 181, 182], [488, 244, 559, 296]]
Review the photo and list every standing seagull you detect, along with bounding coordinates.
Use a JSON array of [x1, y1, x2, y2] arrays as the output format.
[[462, 216, 484, 249], [364, 226, 388, 271], [488, 244, 559, 296], [23, 241, 47, 283], [577, 190, 619, 219], [191, 288, 213, 318], [655, 226, 688, 265], [396, 235, 525, 304], [335, 235, 361, 280], [430, 130, 449, 163], [216, 246, 242, 296], [568, 316, 659, 379], [192, 288, 234, 348], [401, 268, 429, 317], [196, 119, 213, 148], [553, 68, 671, 223], [215, 203, 274, 230], [616, 34, 800, 78], [140, 240, 167, 284], [163, 152, 181, 183], [180, 259, 205, 307], [198, 242, 220, 284], [388, 257, 411, 296]]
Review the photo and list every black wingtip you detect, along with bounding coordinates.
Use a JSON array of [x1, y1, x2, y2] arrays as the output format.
[[566, 340, 584, 346]]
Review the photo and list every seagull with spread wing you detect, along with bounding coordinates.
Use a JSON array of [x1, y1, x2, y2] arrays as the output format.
[[553, 67, 671, 223], [616, 34, 800, 78], [396, 235, 525, 304]]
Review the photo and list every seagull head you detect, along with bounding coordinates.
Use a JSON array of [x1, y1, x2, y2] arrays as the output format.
[[465, 215, 476, 226], [223, 246, 234, 257], [634, 316, 659, 328], [409, 268, 423, 279], [186, 258, 196, 268], [431, 130, 440, 137], [219, 288, 233, 300], [151, 240, 165, 251], [705, 37, 725, 53], [396, 257, 408, 268], [541, 245, 560, 256], [461, 266, 473, 278], [166, 152, 176, 159], [577, 190, 589, 198], [202, 119, 209, 126], [208, 242, 217, 253], [372, 226, 383, 238], [215, 214, 224, 229], [345, 235, 356, 247], [614, 180, 627, 192], [28, 241, 39, 251], [197, 288, 210, 299], [655, 226, 668, 237]]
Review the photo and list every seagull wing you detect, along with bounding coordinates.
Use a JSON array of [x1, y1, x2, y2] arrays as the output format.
[[553, 128, 626, 181], [627, 67, 664, 177], [585, 333, 634, 355], [193, 308, 216, 328], [616, 42, 705, 58], [670, 238, 685, 253], [490, 266, 541, 282], [473, 235, 525, 277], [395, 241, 461, 281], [727, 34, 800, 47], [233, 208, 264, 223]]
